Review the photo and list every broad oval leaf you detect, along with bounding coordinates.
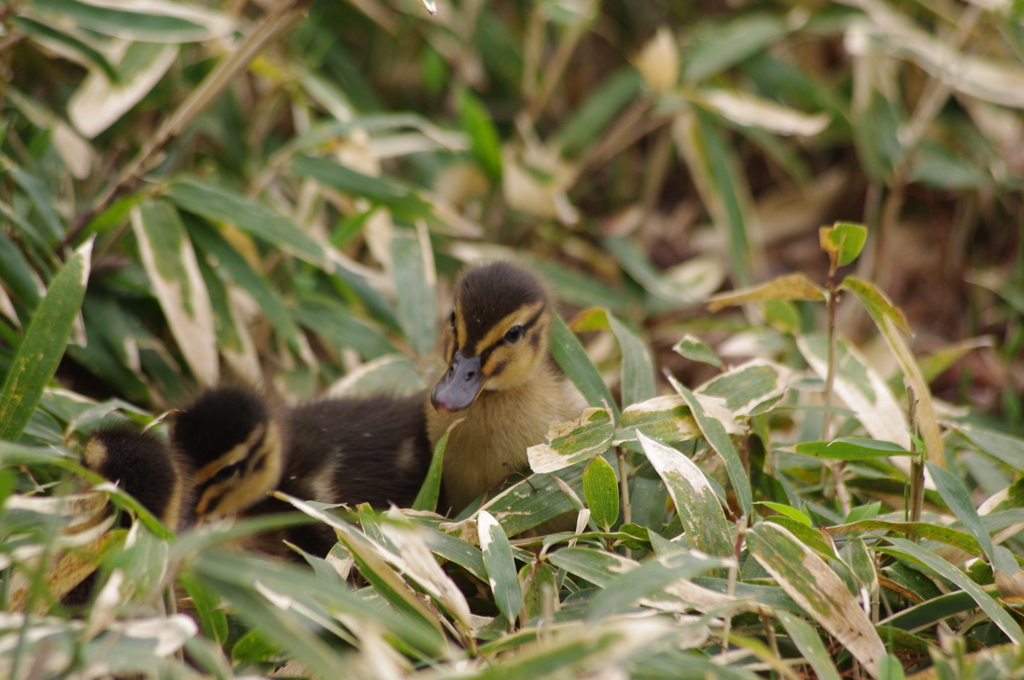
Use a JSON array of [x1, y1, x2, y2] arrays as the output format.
[[583, 456, 619, 531]]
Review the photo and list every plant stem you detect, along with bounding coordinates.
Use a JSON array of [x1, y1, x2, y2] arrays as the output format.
[[907, 385, 925, 526]]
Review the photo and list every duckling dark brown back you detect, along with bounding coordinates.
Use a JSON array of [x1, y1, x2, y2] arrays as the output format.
[[82, 426, 190, 531], [171, 386, 432, 557]]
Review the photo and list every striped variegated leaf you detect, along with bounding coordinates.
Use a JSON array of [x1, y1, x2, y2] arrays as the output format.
[[131, 200, 218, 386], [747, 522, 885, 678], [528, 407, 613, 474]]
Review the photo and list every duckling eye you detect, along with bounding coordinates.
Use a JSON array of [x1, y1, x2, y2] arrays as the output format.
[[504, 325, 523, 343], [450, 311, 456, 330], [211, 461, 242, 484]]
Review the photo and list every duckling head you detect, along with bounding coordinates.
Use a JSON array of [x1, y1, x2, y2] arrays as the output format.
[[431, 262, 551, 414], [83, 426, 186, 531], [171, 387, 284, 521]]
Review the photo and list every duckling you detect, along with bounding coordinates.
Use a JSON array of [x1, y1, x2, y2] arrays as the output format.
[[81, 425, 191, 531], [171, 386, 432, 557], [427, 262, 587, 516]]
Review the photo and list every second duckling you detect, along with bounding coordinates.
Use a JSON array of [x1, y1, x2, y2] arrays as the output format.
[[172, 386, 432, 557], [427, 262, 586, 516]]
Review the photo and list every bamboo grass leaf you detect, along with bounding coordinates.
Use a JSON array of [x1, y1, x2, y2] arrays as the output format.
[[0, 239, 91, 441], [794, 438, 913, 460], [797, 334, 910, 450], [391, 226, 437, 357], [707, 272, 825, 312], [550, 313, 618, 418], [926, 461, 1016, 575], [479, 511, 522, 624], [842, 277, 943, 467], [528, 407, 613, 474], [668, 376, 753, 519], [746, 522, 886, 677], [583, 456, 619, 531], [882, 537, 1024, 644], [637, 432, 733, 562], [131, 200, 218, 386], [571, 308, 654, 407], [673, 334, 723, 368], [776, 610, 842, 680]]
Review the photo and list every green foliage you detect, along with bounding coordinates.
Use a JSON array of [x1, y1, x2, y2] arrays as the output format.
[[3, 0, 1024, 677]]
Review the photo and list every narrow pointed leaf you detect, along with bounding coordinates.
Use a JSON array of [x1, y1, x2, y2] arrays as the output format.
[[638, 432, 733, 562], [673, 334, 723, 368], [776, 610, 842, 680], [132, 200, 218, 386], [794, 438, 913, 460], [746, 522, 885, 678], [391, 227, 436, 356], [479, 511, 522, 623], [572, 308, 655, 407], [0, 239, 91, 441], [883, 537, 1024, 644], [707, 272, 825, 312], [550, 313, 618, 417], [669, 377, 752, 518]]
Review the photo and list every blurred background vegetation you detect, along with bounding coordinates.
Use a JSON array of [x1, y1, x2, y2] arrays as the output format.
[[2, 0, 1024, 677]]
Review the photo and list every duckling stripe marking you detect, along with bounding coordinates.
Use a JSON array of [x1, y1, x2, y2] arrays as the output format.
[[471, 302, 545, 358], [194, 423, 267, 485]]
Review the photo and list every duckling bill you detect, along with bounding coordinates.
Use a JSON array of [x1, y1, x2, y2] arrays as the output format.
[[427, 262, 586, 516]]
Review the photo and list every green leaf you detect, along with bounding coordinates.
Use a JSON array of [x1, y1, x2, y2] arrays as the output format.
[[0, 240, 91, 441], [586, 551, 728, 620], [291, 154, 433, 222], [794, 438, 912, 460], [683, 13, 789, 82], [696, 358, 791, 417], [422, 526, 486, 581], [528, 407, 613, 474], [557, 68, 643, 158], [927, 461, 1015, 574], [14, 16, 119, 81], [673, 334, 723, 368], [669, 376, 753, 519], [390, 229, 436, 357], [956, 424, 1024, 472], [842, 277, 943, 467], [230, 628, 283, 664], [845, 501, 882, 524], [5, 166, 64, 243], [131, 200, 218, 386], [882, 537, 1024, 644], [549, 313, 619, 418], [547, 546, 637, 588], [879, 654, 906, 680], [572, 308, 654, 407], [292, 295, 397, 360], [819, 222, 867, 267], [520, 561, 557, 623], [479, 510, 522, 624], [0, 230, 43, 310], [746, 522, 886, 676], [615, 395, 700, 447], [759, 502, 812, 526], [637, 432, 733, 564], [707, 272, 825, 312], [458, 88, 502, 181], [185, 218, 304, 356], [166, 178, 331, 270], [583, 456, 619, 531], [180, 573, 229, 645], [27, 0, 227, 42], [776, 610, 842, 680], [826, 519, 983, 556], [412, 425, 448, 512]]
